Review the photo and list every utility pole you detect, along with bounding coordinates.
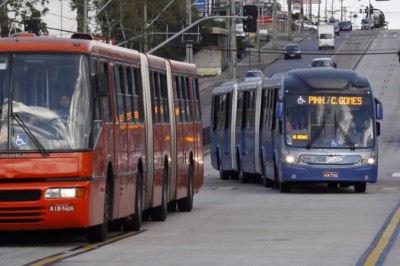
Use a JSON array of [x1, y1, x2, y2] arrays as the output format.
[[186, 0, 193, 63], [287, 0, 292, 40], [318, 0, 321, 25], [272, 0, 277, 49], [324, 0, 327, 22], [230, 0, 237, 79], [83, 0, 88, 33], [144, 2, 148, 52], [340, 0, 343, 21]]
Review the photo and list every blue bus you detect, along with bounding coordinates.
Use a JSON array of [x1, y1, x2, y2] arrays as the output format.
[[210, 77, 281, 184], [211, 68, 383, 193]]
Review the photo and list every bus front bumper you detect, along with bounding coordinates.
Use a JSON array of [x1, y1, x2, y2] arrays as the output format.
[[281, 164, 377, 183]]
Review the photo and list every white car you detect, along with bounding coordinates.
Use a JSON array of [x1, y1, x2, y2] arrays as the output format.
[[295, 20, 318, 31], [309, 57, 337, 68], [244, 69, 264, 80]]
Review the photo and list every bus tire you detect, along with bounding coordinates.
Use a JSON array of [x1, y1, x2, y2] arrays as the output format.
[[151, 169, 168, 221], [86, 180, 111, 242], [123, 172, 143, 231], [178, 163, 194, 212], [354, 182, 366, 193]]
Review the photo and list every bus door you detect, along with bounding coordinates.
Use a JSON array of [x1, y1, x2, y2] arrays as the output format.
[[111, 63, 129, 217], [259, 87, 278, 179], [240, 89, 257, 174], [212, 91, 233, 171], [191, 77, 204, 187], [150, 69, 171, 206], [173, 75, 190, 198]]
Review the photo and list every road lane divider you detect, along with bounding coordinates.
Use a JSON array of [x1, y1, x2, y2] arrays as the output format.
[[26, 230, 145, 266], [357, 201, 400, 266]]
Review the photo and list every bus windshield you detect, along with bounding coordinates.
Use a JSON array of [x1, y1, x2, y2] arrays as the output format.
[[285, 94, 374, 149], [0, 54, 92, 151]]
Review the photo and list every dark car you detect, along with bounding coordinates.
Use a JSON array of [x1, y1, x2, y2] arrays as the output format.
[[284, 44, 301, 60], [338, 21, 352, 31], [333, 23, 340, 36], [361, 18, 374, 30]]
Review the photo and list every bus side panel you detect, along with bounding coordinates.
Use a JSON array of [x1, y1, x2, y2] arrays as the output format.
[[241, 128, 256, 174]]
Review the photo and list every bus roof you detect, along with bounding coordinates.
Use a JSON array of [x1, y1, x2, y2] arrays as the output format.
[[212, 80, 238, 95], [283, 68, 371, 92], [0, 34, 141, 62]]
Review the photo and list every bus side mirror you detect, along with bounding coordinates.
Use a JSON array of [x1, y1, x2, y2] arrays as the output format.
[[376, 122, 381, 136], [94, 73, 109, 97], [374, 98, 383, 120]]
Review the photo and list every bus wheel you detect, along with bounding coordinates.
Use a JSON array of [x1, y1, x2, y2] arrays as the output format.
[[279, 182, 291, 193], [354, 182, 366, 193], [86, 181, 111, 242], [151, 170, 168, 221], [178, 164, 194, 212], [123, 173, 143, 231]]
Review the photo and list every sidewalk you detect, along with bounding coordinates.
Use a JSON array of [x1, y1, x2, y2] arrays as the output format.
[[198, 32, 306, 92]]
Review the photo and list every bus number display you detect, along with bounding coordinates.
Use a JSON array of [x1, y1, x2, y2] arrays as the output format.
[[297, 96, 363, 106]]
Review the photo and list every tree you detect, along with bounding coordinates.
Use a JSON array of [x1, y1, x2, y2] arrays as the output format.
[[0, 0, 49, 37], [87, 0, 199, 60]]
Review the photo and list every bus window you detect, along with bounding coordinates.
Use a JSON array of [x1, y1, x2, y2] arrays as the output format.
[[132, 67, 143, 124], [100, 61, 112, 123]]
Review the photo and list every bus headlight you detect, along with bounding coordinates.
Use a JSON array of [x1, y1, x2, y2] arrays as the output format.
[[285, 155, 296, 164], [367, 157, 375, 165], [45, 188, 86, 199]]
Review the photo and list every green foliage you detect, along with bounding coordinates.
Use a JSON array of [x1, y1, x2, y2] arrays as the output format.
[[0, 0, 49, 36]]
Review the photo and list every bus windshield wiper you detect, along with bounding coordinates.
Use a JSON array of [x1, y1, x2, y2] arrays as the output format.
[[11, 112, 49, 156], [306, 115, 325, 150], [334, 111, 355, 151]]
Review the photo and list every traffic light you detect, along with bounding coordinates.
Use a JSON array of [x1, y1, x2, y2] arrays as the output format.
[[243, 5, 258, 33], [24, 19, 40, 35]]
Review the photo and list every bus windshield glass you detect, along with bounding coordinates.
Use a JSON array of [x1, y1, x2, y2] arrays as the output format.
[[0, 54, 92, 151], [285, 94, 374, 149]]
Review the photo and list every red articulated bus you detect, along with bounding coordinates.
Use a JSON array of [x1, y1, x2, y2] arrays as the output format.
[[0, 32, 203, 242]]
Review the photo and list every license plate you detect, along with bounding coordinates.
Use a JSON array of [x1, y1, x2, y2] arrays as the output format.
[[323, 172, 339, 178]]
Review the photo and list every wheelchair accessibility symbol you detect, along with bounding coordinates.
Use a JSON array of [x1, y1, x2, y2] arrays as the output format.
[[14, 134, 28, 147]]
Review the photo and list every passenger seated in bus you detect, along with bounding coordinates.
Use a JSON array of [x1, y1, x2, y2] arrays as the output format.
[[57, 92, 71, 120], [286, 120, 293, 132]]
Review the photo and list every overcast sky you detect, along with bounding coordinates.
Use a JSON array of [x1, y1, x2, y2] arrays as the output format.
[[42, 0, 400, 37], [43, 0, 77, 37]]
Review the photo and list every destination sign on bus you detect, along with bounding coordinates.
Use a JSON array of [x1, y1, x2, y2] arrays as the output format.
[[296, 96, 363, 106]]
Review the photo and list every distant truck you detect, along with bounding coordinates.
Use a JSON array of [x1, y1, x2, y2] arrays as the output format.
[[318, 25, 335, 50]]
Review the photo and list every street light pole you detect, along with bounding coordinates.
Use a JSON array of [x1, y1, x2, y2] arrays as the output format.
[[230, 0, 237, 79]]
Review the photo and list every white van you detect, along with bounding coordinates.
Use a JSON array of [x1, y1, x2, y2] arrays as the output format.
[[318, 25, 335, 50]]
